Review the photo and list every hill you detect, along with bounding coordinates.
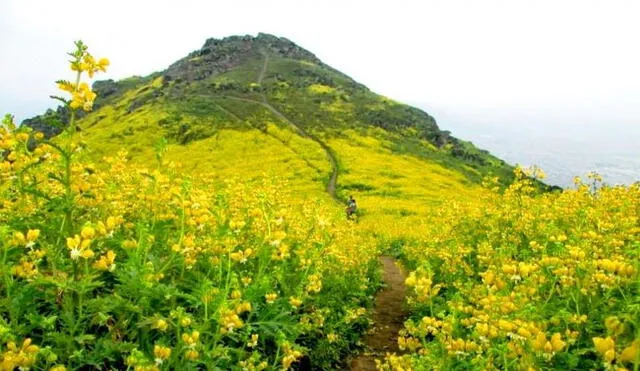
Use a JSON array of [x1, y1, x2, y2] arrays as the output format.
[[23, 33, 513, 233], [7, 35, 639, 371]]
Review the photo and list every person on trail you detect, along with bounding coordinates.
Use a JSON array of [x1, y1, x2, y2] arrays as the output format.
[[346, 195, 357, 218]]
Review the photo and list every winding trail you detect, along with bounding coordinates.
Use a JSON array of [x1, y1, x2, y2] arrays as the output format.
[[254, 56, 408, 369], [349, 257, 407, 370], [258, 100, 339, 199], [214, 55, 408, 369], [212, 101, 322, 172], [226, 52, 341, 201], [257, 52, 269, 87]]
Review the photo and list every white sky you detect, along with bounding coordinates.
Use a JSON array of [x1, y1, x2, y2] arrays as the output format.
[[1, 0, 638, 122], [1, 0, 639, 185]]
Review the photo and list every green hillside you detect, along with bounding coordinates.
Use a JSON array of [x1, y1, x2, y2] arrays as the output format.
[[25, 33, 512, 217], [7, 35, 639, 371]]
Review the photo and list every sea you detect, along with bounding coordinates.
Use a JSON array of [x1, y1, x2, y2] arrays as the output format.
[[433, 111, 640, 188]]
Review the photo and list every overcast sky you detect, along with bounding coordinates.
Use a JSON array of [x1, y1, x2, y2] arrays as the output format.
[[1, 0, 639, 184]]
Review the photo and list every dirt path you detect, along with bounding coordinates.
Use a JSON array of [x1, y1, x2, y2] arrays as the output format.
[[261, 100, 339, 200], [233, 55, 404, 369], [218, 53, 341, 201], [349, 256, 407, 370], [213, 101, 322, 173], [257, 52, 269, 86]]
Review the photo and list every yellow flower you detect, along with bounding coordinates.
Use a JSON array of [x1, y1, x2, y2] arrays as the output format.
[[77, 54, 109, 77], [82, 55, 95, 76], [327, 333, 338, 343], [12, 260, 38, 279], [517, 327, 532, 339], [67, 236, 80, 249], [265, 293, 278, 304], [182, 330, 200, 347], [280, 341, 302, 369], [289, 296, 303, 308], [26, 229, 40, 243], [15, 133, 28, 142], [13, 231, 26, 246], [605, 316, 624, 335], [593, 337, 615, 358], [532, 332, 546, 351], [152, 319, 169, 332], [306, 274, 322, 294], [80, 239, 92, 250], [153, 345, 171, 362], [66, 234, 93, 260], [235, 301, 252, 314], [220, 310, 244, 334], [69, 83, 97, 111], [185, 349, 199, 361], [404, 272, 417, 286], [604, 349, 616, 362], [230, 248, 253, 263], [230, 290, 242, 300], [550, 333, 565, 352], [619, 340, 639, 363], [97, 58, 110, 71], [80, 248, 95, 259], [93, 250, 116, 271], [81, 225, 96, 239], [106, 216, 121, 230], [481, 271, 495, 285], [247, 334, 258, 347], [1, 338, 40, 370]]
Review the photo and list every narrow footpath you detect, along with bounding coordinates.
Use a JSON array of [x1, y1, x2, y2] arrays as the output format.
[[222, 54, 409, 369], [349, 256, 407, 370], [227, 52, 341, 201], [254, 54, 408, 368]]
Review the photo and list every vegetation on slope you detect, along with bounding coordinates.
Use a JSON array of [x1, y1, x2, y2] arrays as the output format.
[[23, 33, 515, 198], [7, 35, 634, 371], [379, 171, 640, 370], [1, 43, 379, 370]]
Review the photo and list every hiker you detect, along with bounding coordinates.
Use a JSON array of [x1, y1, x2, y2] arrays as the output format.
[[346, 195, 357, 218]]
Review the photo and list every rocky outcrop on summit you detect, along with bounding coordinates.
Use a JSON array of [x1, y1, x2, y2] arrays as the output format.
[[164, 33, 322, 83]]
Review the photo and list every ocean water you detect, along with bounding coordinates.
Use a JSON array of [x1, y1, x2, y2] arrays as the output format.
[[437, 117, 640, 188]]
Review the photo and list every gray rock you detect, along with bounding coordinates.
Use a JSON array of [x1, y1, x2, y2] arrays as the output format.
[[164, 33, 323, 83]]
